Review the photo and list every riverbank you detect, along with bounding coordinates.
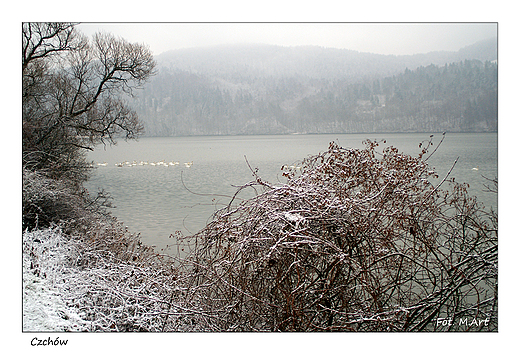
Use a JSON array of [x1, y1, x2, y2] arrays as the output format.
[[22, 224, 186, 332], [23, 228, 88, 331]]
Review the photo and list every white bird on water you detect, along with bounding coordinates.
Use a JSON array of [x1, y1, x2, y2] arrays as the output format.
[[472, 166, 479, 171]]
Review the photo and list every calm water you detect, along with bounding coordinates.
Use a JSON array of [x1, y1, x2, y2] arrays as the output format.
[[85, 133, 498, 254]]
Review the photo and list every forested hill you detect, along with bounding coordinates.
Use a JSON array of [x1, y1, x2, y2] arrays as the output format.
[[133, 38, 497, 136]]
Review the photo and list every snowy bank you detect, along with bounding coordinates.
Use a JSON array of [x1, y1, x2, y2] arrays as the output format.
[[22, 226, 186, 332], [23, 228, 89, 331]]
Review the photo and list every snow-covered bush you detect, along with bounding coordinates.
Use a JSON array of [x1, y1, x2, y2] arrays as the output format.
[[180, 137, 498, 331], [22, 166, 116, 232], [22, 168, 87, 230], [23, 223, 192, 331]]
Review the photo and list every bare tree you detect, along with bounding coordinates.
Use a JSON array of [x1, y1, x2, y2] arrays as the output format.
[[22, 23, 155, 229], [22, 23, 156, 182]]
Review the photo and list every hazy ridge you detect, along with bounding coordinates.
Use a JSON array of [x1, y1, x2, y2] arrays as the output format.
[[133, 38, 497, 136]]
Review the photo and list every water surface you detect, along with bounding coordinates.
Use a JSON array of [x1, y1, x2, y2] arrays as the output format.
[[86, 133, 498, 254]]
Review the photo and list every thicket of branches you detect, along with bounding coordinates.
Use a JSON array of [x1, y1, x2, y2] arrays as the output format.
[[177, 137, 497, 331], [23, 137, 497, 332]]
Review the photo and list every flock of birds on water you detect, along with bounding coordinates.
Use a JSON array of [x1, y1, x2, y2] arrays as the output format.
[[94, 161, 480, 172], [94, 160, 194, 168]]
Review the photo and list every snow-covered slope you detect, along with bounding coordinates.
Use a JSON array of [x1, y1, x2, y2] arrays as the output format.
[[23, 228, 88, 331]]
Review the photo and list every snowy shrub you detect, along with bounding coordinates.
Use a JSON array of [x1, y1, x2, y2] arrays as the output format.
[[22, 167, 115, 231], [22, 168, 86, 230], [179, 137, 498, 331], [23, 224, 191, 332]]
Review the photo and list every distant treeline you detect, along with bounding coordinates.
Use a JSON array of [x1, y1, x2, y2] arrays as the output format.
[[133, 43, 497, 136], [294, 60, 498, 133]]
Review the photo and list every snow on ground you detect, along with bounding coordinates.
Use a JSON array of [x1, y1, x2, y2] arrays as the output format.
[[22, 224, 185, 332], [22, 228, 89, 331]]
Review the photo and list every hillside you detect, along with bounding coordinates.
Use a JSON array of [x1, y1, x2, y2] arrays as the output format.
[[132, 38, 497, 136]]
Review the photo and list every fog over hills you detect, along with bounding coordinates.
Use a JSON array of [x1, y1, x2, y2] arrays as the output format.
[[155, 37, 497, 80], [132, 38, 497, 136]]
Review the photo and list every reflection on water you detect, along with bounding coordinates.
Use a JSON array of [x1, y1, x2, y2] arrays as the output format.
[[85, 133, 498, 254]]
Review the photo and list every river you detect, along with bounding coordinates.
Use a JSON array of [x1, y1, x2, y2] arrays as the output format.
[[85, 132, 498, 254]]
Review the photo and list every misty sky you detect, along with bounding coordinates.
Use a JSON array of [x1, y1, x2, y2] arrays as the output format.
[[77, 23, 497, 57]]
